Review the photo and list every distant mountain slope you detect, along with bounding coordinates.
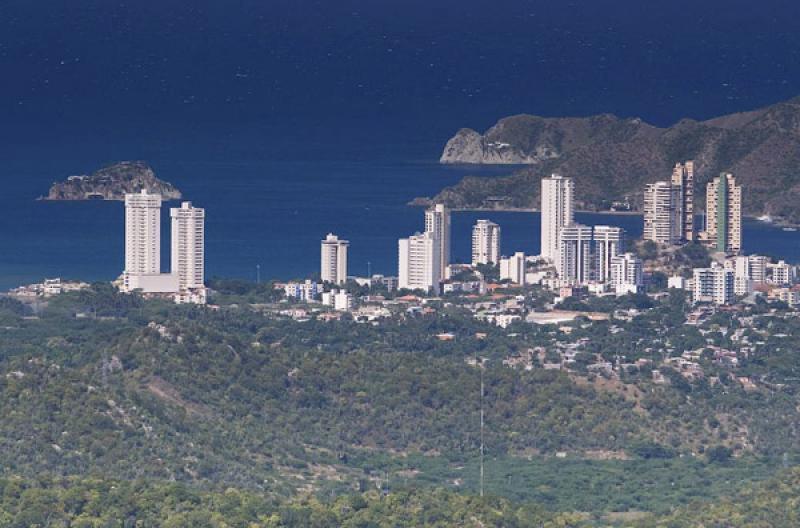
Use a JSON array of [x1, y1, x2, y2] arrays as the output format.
[[433, 96, 800, 221]]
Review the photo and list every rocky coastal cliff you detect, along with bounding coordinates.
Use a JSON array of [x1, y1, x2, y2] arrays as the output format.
[[431, 96, 800, 222], [42, 161, 181, 201]]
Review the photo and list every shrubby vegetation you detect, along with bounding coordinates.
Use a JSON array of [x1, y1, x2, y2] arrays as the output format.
[[1, 284, 799, 522], [1, 468, 799, 527], [0, 477, 558, 528]]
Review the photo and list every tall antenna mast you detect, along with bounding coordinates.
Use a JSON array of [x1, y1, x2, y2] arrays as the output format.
[[480, 359, 485, 497]]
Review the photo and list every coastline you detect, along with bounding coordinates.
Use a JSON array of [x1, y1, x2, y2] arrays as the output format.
[[449, 207, 642, 216], [416, 203, 797, 226]]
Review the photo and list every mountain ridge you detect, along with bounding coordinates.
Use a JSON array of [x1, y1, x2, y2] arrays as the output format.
[[433, 96, 800, 221]]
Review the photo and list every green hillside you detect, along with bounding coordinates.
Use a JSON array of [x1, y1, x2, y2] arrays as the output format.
[[1, 285, 799, 521]]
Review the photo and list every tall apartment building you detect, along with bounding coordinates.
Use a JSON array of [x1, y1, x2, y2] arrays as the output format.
[[593, 225, 625, 282], [643, 181, 682, 245], [557, 224, 593, 285], [122, 190, 180, 294], [693, 264, 735, 305], [731, 254, 767, 295], [424, 204, 451, 280], [734, 255, 767, 284], [170, 202, 205, 291], [671, 161, 695, 242], [320, 233, 349, 285], [610, 253, 643, 295], [703, 172, 742, 254], [540, 174, 574, 261], [500, 252, 526, 285], [748, 255, 768, 284], [398, 232, 441, 294], [125, 190, 162, 276], [726, 258, 750, 296], [471, 219, 501, 266]]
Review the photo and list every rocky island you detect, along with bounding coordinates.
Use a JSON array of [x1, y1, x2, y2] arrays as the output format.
[[41, 161, 182, 201], [427, 95, 800, 222]]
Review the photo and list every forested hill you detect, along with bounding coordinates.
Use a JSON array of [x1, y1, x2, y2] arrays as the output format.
[[1, 464, 799, 525], [432, 96, 800, 221], [1, 284, 800, 521]]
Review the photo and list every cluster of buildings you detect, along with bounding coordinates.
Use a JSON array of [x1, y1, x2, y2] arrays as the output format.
[[638, 161, 800, 305], [643, 162, 742, 255], [289, 159, 798, 315], [536, 174, 643, 295], [118, 190, 207, 304], [669, 255, 797, 306], [110, 160, 791, 314], [391, 174, 641, 298], [8, 278, 89, 299]]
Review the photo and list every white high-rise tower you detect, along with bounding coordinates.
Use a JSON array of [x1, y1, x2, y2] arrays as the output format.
[[125, 190, 162, 276], [610, 253, 643, 295], [398, 232, 441, 294], [471, 220, 501, 266], [321, 233, 349, 285], [557, 224, 593, 284], [593, 225, 625, 282], [643, 181, 682, 245], [702, 172, 742, 255], [671, 161, 695, 242], [424, 204, 450, 279], [500, 252, 526, 285], [170, 202, 205, 291], [540, 174, 574, 262]]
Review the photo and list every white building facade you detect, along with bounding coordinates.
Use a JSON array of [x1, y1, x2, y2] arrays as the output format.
[[693, 264, 735, 305], [122, 191, 179, 294], [285, 280, 322, 302], [610, 253, 643, 295], [593, 225, 625, 282], [399, 232, 441, 294], [124, 190, 162, 277], [424, 204, 450, 280], [557, 224, 593, 285], [321, 233, 349, 285], [643, 181, 682, 245], [170, 202, 205, 292], [540, 174, 574, 262], [471, 219, 501, 266], [500, 252, 526, 285], [769, 260, 793, 286]]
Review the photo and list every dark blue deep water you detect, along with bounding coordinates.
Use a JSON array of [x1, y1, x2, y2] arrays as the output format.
[[1, 138, 799, 291], [2, 0, 800, 289]]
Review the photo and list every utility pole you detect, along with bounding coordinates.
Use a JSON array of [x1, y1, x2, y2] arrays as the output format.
[[480, 359, 485, 497]]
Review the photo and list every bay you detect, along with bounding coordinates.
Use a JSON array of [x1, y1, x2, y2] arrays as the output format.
[[1, 153, 799, 292]]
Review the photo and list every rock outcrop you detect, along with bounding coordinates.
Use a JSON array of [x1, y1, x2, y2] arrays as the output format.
[[42, 161, 181, 201]]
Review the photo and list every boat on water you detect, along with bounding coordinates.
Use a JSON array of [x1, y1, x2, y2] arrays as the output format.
[[782, 227, 797, 232], [757, 214, 773, 223]]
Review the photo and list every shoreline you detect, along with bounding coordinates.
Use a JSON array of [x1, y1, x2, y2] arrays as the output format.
[[450, 207, 642, 216], [418, 204, 798, 226]]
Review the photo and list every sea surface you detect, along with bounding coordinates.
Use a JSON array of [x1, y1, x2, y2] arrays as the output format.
[[4, 1, 800, 290], [2, 141, 800, 292]]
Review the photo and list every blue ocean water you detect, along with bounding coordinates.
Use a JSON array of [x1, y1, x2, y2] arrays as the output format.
[[3, 1, 800, 290], [2, 145, 799, 292]]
